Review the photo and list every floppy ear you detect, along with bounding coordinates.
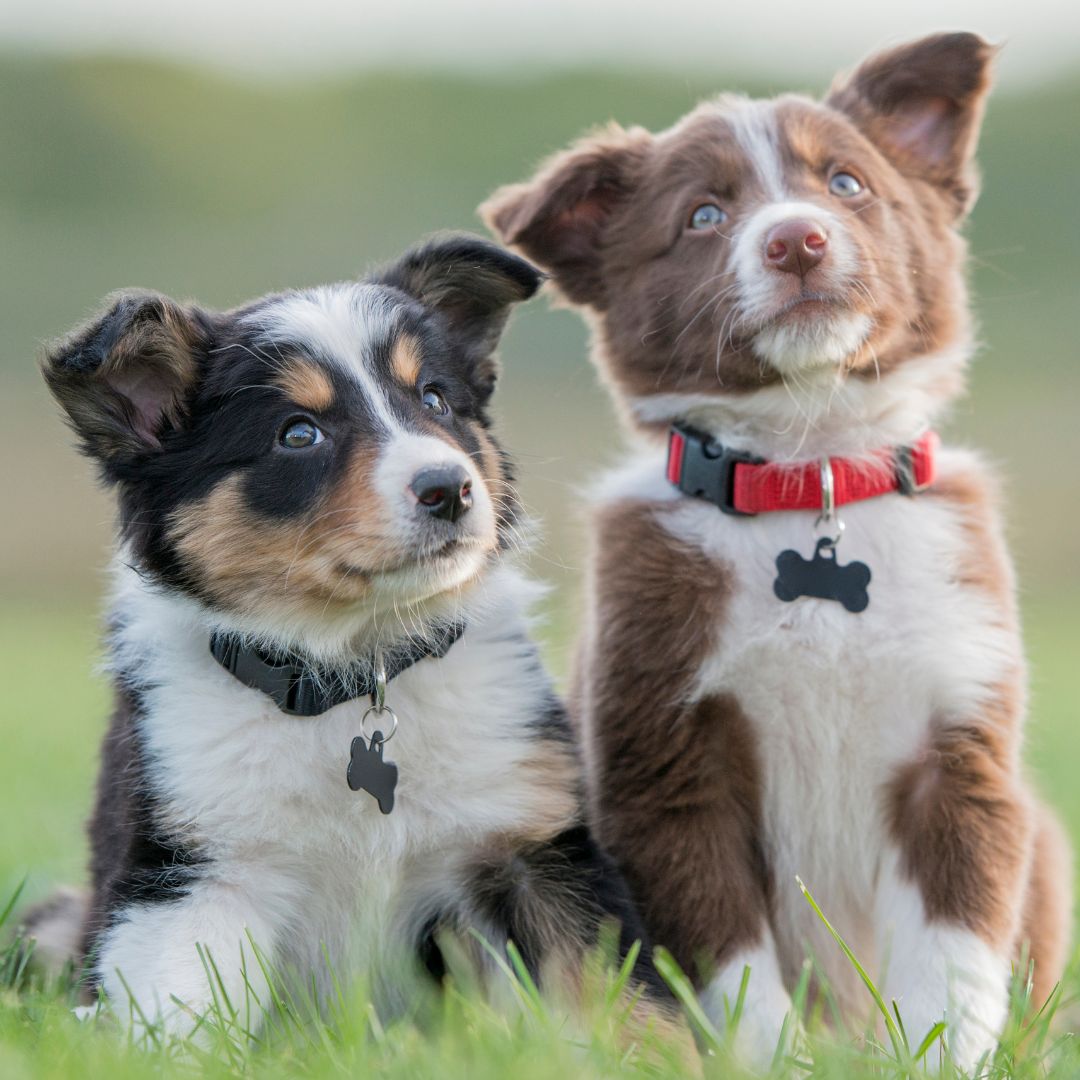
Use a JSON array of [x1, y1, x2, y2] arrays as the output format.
[[43, 290, 206, 469], [826, 32, 997, 217], [479, 123, 652, 308], [377, 235, 542, 398]]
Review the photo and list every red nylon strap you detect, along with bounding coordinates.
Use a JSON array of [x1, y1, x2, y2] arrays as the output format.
[[730, 431, 938, 514], [666, 429, 686, 486]]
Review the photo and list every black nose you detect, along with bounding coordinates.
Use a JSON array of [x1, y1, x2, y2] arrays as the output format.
[[409, 465, 473, 523]]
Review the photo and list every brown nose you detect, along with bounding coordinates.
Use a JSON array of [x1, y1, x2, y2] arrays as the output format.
[[764, 219, 828, 276]]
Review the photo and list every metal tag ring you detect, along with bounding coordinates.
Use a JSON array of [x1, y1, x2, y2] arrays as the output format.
[[814, 455, 844, 546], [360, 704, 398, 745]]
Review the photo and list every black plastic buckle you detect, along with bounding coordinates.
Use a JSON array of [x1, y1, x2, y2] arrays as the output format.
[[210, 634, 308, 715], [894, 444, 926, 497], [670, 424, 762, 516]]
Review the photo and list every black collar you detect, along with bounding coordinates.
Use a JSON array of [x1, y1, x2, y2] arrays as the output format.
[[209, 621, 465, 717]]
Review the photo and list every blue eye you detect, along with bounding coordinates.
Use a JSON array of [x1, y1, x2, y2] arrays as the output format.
[[422, 388, 450, 416], [688, 203, 728, 230], [829, 172, 863, 198], [280, 419, 324, 449]]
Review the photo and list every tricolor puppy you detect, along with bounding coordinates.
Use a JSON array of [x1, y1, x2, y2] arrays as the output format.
[[34, 236, 678, 1043], [483, 34, 1071, 1068]]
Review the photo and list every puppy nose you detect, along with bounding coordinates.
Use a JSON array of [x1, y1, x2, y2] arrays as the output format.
[[409, 465, 473, 523], [764, 219, 828, 276]]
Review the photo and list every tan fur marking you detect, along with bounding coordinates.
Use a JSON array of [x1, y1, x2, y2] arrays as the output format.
[[169, 445, 400, 618], [578, 500, 766, 980], [391, 334, 423, 387], [276, 361, 334, 412], [517, 740, 582, 842]]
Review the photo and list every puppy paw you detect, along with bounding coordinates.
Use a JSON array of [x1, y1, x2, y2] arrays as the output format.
[[701, 945, 799, 1072], [886, 926, 1008, 1072]]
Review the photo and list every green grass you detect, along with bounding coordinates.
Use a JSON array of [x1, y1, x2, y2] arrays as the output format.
[[1, 594, 1078, 1079], [2, 874, 1078, 1079], [1, 51, 1079, 1078]]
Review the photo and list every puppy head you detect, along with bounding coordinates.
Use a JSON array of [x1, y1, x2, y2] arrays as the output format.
[[44, 236, 540, 646], [483, 33, 995, 435]]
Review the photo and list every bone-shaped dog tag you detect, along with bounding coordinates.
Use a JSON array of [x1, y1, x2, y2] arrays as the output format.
[[773, 537, 871, 613], [347, 732, 397, 814]]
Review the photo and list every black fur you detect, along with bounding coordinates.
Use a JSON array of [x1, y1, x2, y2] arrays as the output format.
[[81, 680, 206, 975], [43, 236, 539, 608], [464, 825, 671, 1002]]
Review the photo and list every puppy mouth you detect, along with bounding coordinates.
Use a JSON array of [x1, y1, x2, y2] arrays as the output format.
[[755, 290, 849, 329], [335, 536, 481, 581]]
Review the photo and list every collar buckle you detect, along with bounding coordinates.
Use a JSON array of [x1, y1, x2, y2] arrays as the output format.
[[669, 424, 762, 516], [894, 444, 929, 496]]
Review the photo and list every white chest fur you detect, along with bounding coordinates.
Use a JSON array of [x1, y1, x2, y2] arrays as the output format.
[[595, 445, 1015, 1008], [105, 564, 560, 1012]]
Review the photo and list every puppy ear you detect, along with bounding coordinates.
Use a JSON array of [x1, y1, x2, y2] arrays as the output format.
[[377, 235, 541, 397], [826, 32, 997, 216], [43, 290, 206, 468], [479, 123, 652, 308]]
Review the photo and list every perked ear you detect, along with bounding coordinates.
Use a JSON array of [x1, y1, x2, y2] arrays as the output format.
[[43, 291, 205, 468], [479, 123, 652, 308], [826, 32, 997, 216], [377, 235, 542, 396]]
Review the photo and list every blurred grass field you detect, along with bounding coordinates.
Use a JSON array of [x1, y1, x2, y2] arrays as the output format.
[[1, 52, 1079, 1076]]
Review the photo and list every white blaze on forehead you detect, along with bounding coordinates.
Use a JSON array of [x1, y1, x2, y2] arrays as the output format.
[[725, 98, 786, 202], [248, 283, 403, 433]]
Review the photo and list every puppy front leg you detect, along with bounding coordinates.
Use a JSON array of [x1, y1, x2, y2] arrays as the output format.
[[579, 503, 794, 1066], [879, 723, 1033, 1070], [95, 881, 281, 1042], [594, 694, 794, 1069]]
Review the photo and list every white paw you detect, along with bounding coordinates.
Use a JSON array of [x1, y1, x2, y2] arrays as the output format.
[[886, 926, 1007, 1072], [701, 944, 798, 1072], [72, 1003, 101, 1023]]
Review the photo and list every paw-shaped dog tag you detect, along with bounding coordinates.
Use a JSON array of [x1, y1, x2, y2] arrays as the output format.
[[347, 733, 397, 814], [773, 537, 871, 613]]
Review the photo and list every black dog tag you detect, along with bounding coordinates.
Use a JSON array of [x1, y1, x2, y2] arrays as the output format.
[[347, 733, 397, 814], [773, 537, 871, 613]]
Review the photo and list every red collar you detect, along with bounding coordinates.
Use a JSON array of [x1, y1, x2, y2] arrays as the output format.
[[665, 424, 938, 516]]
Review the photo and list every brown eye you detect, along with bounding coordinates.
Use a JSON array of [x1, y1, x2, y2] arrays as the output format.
[[688, 203, 728, 230], [280, 418, 324, 449], [422, 387, 450, 416]]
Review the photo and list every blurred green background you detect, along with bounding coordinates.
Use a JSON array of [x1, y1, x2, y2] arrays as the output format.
[[1, 53, 1077, 920]]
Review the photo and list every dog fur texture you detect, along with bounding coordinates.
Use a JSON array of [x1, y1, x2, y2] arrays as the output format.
[[30, 236, 681, 1048], [483, 33, 1071, 1070]]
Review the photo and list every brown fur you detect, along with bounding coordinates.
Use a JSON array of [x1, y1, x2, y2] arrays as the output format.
[[481, 36, 989, 422], [485, 32, 1071, 1032], [887, 716, 1033, 947], [884, 464, 1072, 1000], [578, 501, 768, 980], [1021, 807, 1073, 1007]]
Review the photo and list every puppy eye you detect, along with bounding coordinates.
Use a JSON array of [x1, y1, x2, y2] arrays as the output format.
[[688, 203, 728, 230], [279, 419, 325, 449], [829, 172, 863, 198], [422, 387, 450, 416]]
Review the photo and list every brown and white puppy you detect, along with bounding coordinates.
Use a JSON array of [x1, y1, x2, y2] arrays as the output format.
[[483, 34, 1071, 1068], [30, 236, 681, 1048]]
